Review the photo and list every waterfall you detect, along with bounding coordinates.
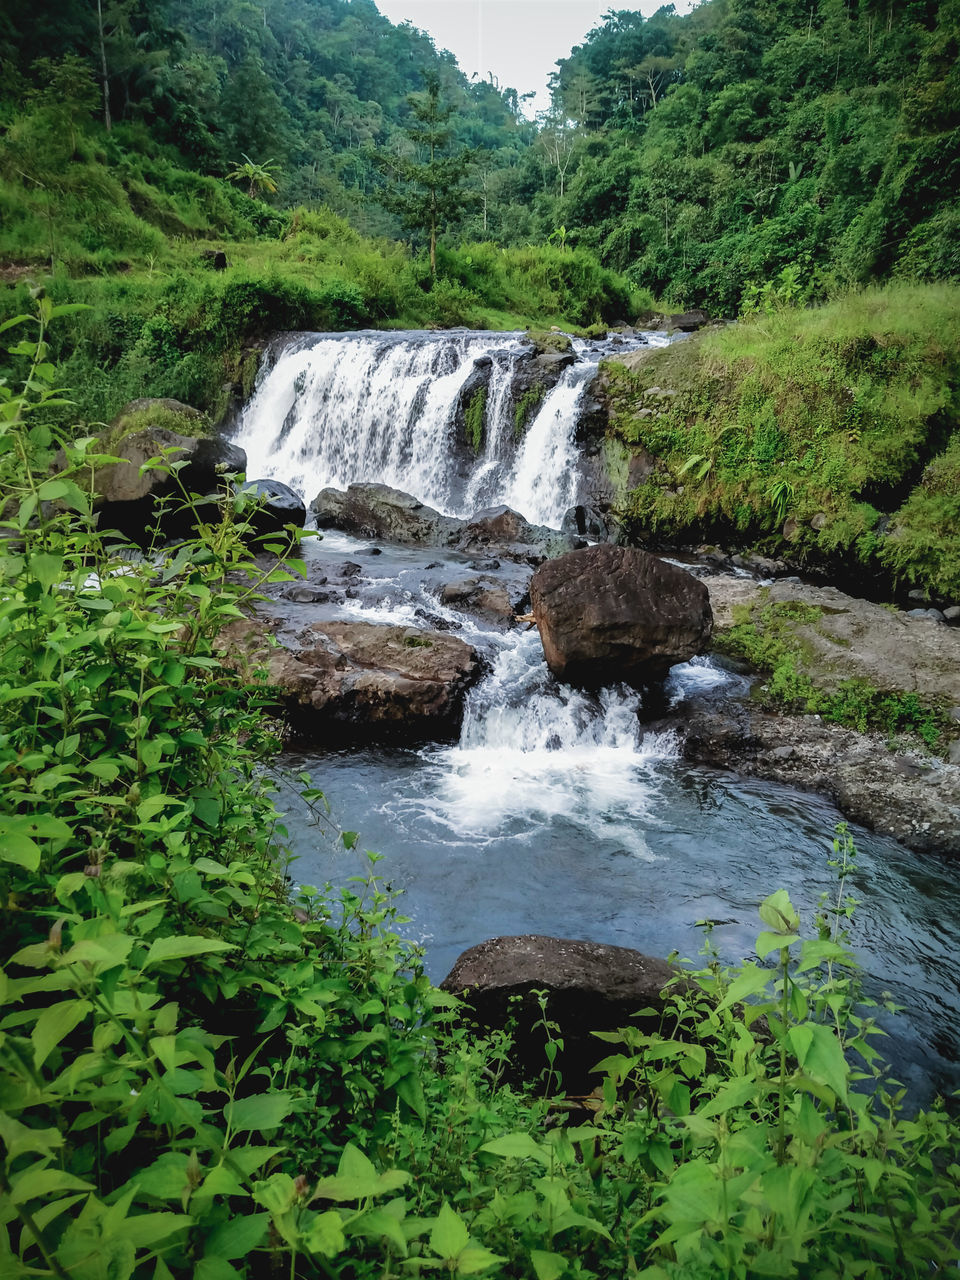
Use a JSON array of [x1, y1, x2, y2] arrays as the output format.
[[233, 328, 672, 529]]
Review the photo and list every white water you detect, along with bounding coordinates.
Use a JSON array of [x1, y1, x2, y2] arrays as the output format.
[[233, 329, 671, 528]]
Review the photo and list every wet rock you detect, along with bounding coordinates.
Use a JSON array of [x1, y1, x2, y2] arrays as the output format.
[[439, 577, 526, 627], [468, 558, 501, 572], [283, 585, 333, 604], [530, 545, 713, 687], [220, 616, 481, 743], [440, 934, 678, 1090], [93, 423, 246, 546], [944, 606, 960, 624], [338, 561, 362, 578], [457, 505, 574, 564], [906, 608, 945, 622], [237, 478, 306, 542], [706, 574, 960, 703], [560, 503, 615, 542], [665, 309, 711, 332], [311, 483, 462, 548], [682, 707, 960, 858]]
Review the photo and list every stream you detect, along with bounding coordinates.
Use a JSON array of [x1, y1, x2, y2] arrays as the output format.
[[233, 329, 960, 1103]]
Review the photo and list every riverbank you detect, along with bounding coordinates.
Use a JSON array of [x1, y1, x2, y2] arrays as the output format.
[[594, 284, 960, 604]]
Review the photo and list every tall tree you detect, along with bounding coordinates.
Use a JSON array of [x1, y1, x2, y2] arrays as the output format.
[[375, 74, 473, 276]]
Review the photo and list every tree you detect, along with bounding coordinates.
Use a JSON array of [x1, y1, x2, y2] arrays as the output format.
[[374, 74, 473, 277], [226, 153, 281, 199]]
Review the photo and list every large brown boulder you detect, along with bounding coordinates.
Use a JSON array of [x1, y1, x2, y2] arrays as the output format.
[[440, 934, 678, 1090], [530, 545, 713, 686], [221, 615, 481, 742]]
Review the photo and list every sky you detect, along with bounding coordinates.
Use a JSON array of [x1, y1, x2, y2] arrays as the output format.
[[374, 1, 700, 116]]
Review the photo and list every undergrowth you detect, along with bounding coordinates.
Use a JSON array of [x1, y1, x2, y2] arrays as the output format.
[[1, 309, 958, 1278]]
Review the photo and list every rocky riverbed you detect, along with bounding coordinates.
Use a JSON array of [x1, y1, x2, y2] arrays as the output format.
[[230, 486, 960, 858]]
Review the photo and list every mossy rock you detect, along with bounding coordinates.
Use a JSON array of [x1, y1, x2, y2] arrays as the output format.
[[107, 398, 211, 446], [526, 329, 573, 355]]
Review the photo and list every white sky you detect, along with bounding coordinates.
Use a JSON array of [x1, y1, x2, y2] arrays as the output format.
[[374, 0, 700, 116]]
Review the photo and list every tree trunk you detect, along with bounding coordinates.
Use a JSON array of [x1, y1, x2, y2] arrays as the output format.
[[430, 224, 437, 277], [96, 0, 112, 132]]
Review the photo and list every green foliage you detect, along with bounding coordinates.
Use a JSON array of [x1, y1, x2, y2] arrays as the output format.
[[3, 294, 959, 1278], [514, 385, 545, 438], [610, 284, 960, 598], [463, 386, 488, 455], [0, 304, 441, 1277]]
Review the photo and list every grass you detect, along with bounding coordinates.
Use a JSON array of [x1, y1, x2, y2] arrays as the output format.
[[606, 283, 960, 598]]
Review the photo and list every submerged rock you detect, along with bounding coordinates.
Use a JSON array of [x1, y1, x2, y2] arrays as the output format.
[[681, 705, 960, 858], [220, 616, 481, 742], [530, 545, 713, 686], [441, 934, 677, 1090]]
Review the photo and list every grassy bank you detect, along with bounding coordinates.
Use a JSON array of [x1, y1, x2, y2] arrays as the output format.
[[1, 119, 644, 428], [715, 596, 951, 753], [605, 284, 960, 600]]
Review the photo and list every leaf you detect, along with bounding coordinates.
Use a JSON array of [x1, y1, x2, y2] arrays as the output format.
[[194, 1259, 240, 1280], [694, 1076, 759, 1120], [0, 1116, 63, 1162], [480, 1133, 550, 1165], [714, 963, 774, 1013], [457, 1246, 508, 1274], [787, 1022, 849, 1103], [36, 478, 70, 501], [531, 1250, 568, 1280], [302, 1211, 346, 1259], [347, 1207, 408, 1254], [756, 930, 800, 959], [135, 1154, 191, 1201], [9, 1166, 93, 1204], [123, 1213, 194, 1249], [143, 936, 236, 969], [225, 1146, 285, 1178], [31, 999, 91, 1068], [430, 1203, 470, 1260], [224, 1091, 293, 1133], [204, 1214, 270, 1260], [758, 890, 800, 935]]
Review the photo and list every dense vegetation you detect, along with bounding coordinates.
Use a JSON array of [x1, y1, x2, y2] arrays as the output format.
[[2, 309, 958, 1276], [3, 1, 958, 311], [548, 0, 960, 309], [2, 2, 960, 1271], [605, 283, 960, 600]]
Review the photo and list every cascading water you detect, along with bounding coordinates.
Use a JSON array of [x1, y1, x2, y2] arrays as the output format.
[[236, 327, 960, 1102], [233, 328, 670, 527]]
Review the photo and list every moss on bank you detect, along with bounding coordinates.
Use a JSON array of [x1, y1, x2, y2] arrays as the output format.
[[715, 595, 951, 753], [604, 284, 960, 599]]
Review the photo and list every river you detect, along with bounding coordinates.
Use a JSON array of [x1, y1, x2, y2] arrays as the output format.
[[233, 328, 960, 1102]]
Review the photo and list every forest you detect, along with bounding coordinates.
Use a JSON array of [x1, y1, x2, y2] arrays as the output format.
[[1, 1, 960, 1277]]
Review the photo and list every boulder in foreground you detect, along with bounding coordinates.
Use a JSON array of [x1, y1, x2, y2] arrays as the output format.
[[530, 544, 713, 686], [441, 934, 677, 1090]]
